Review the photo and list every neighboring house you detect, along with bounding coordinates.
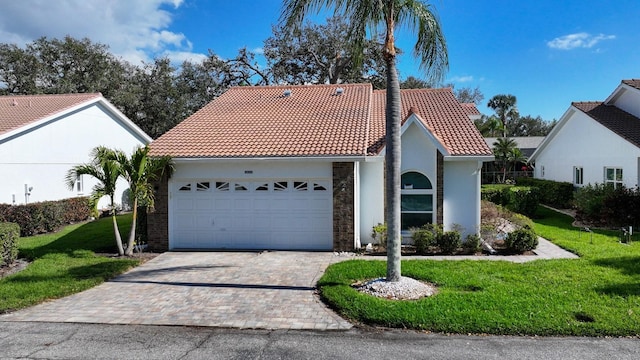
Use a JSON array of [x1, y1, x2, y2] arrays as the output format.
[[530, 79, 640, 189], [147, 84, 493, 251], [482, 136, 544, 183], [484, 137, 545, 158], [0, 93, 151, 208]]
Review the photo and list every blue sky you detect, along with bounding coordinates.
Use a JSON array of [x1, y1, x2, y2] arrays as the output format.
[[1, 0, 638, 121]]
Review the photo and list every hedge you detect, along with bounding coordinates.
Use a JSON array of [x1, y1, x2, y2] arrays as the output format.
[[516, 178, 574, 208], [0, 197, 91, 237], [0, 222, 20, 267], [481, 185, 540, 217]]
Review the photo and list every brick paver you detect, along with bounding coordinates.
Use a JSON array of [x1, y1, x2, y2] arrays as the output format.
[[1, 252, 352, 330], [1, 240, 577, 330]]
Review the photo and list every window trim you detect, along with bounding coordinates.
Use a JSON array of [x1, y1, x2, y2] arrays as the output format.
[[604, 167, 623, 189], [400, 171, 434, 232], [573, 166, 583, 186]]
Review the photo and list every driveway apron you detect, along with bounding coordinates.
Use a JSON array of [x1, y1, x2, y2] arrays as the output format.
[[1, 252, 353, 330]]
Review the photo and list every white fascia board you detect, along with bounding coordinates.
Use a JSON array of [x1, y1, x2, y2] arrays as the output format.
[[96, 97, 152, 144], [604, 82, 639, 105], [171, 155, 368, 163], [529, 106, 575, 162], [378, 114, 451, 157], [444, 155, 494, 162], [0, 95, 152, 144]]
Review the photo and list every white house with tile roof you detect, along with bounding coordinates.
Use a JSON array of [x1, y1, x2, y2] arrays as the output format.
[[147, 84, 493, 252], [0, 93, 151, 208], [530, 79, 640, 189]]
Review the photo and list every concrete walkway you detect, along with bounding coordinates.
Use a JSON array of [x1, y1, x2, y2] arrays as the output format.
[[1, 239, 578, 330]]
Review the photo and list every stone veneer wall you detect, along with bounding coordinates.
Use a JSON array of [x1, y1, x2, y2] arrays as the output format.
[[332, 162, 355, 251], [436, 151, 444, 225], [147, 172, 169, 251]]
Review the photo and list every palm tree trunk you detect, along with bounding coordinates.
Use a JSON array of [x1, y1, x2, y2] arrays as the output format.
[[125, 197, 138, 256], [385, 55, 402, 283], [111, 195, 124, 256]]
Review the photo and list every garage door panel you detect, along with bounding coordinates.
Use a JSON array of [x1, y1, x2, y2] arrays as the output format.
[[171, 177, 334, 250], [195, 198, 213, 210]]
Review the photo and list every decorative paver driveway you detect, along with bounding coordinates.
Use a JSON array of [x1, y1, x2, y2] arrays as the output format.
[[1, 240, 577, 330], [1, 252, 353, 330]]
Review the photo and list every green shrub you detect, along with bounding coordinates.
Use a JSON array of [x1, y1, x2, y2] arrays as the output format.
[[505, 226, 538, 254], [0, 222, 20, 267], [516, 178, 574, 208], [371, 223, 387, 248], [463, 233, 481, 253], [0, 197, 91, 237], [506, 186, 540, 217], [600, 186, 640, 227], [436, 230, 461, 254], [481, 185, 512, 206], [574, 184, 615, 225], [411, 224, 441, 255]]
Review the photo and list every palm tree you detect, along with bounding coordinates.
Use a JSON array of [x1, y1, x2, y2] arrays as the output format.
[[492, 137, 517, 183], [508, 148, 527, 180], [112, 146, 174, 256], [66, 146, 125, 255], [281, 0, 448, 282], [487, 94, 518, 138]]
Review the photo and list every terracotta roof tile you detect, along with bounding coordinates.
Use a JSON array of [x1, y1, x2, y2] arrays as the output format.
[[150, 84, 491, 158], [573, 101, 640, 148], [0, 93, 102, 136], [622, 79, 640, 90], [369, 88, 492, 156], [461, 102, 481, 116]]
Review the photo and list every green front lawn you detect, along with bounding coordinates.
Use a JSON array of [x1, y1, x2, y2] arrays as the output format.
[[319, 207, 640, 336], [0, 214, 140, 313]]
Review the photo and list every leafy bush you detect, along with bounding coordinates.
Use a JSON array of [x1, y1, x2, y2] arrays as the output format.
[[371, 223, 387, 248], [463, 233, 481, 253], [481, 185, 512, 206], [575, 184, 640, 227], [411, 224, 441, 255], [0, 197, 91, 237], [506, 186, 540, 217], [505, 226, 538, 254], [436, 230, 461, 254], [0, 222, 20, 267], [516, 178, 574, 208]]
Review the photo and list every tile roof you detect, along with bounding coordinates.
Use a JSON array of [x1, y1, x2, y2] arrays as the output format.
[[573, 101, 640, 148], [368, 88, 492, 156], [460, 102, 481, 116], [150, 84, 492, 158], [0, 93, 102, 136], [622, 79, 640, 90]]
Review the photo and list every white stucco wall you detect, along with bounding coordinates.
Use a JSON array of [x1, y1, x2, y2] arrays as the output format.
[[443, 160, 482, 237], [611, 87, 640, 118], [401, 121, 438, 243], [535, 111, 640, 188], [0, 103, 149, 208], [358, 160, 384, 245]]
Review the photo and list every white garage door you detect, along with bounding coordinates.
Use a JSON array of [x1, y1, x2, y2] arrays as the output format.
[[170, 179, 333, 250]]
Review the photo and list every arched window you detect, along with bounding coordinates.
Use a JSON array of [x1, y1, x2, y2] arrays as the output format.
[[401, 171, 434, 230]]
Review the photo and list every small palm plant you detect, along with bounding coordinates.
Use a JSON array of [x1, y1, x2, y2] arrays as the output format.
[[66, 146, 125, 255]]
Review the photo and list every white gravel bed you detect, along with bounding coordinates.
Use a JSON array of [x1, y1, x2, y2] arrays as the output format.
[[355, 276, 437, 300]]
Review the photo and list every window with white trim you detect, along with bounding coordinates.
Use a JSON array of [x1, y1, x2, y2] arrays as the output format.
[[400, 171, 434, 231], [573, 167, 583, 186], [75, 175, 84, 193], [604, 167, 623, 188]]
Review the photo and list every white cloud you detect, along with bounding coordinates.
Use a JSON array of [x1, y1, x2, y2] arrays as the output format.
[[0, 0, 205, 65], [448, 75, 474, 83], [547, 32, 616, 50], [252, 47, 265, 55]]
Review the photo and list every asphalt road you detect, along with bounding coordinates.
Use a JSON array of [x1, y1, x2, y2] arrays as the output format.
[[1, 322, 639, 359]]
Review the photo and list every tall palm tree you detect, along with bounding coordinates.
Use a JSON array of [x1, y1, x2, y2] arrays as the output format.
[[492, 137, 517, 183], [112, 146, 174, 255], [281, 0, 448, 282], [487, 94, 518, 138], [66, 146, 125, 255]]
